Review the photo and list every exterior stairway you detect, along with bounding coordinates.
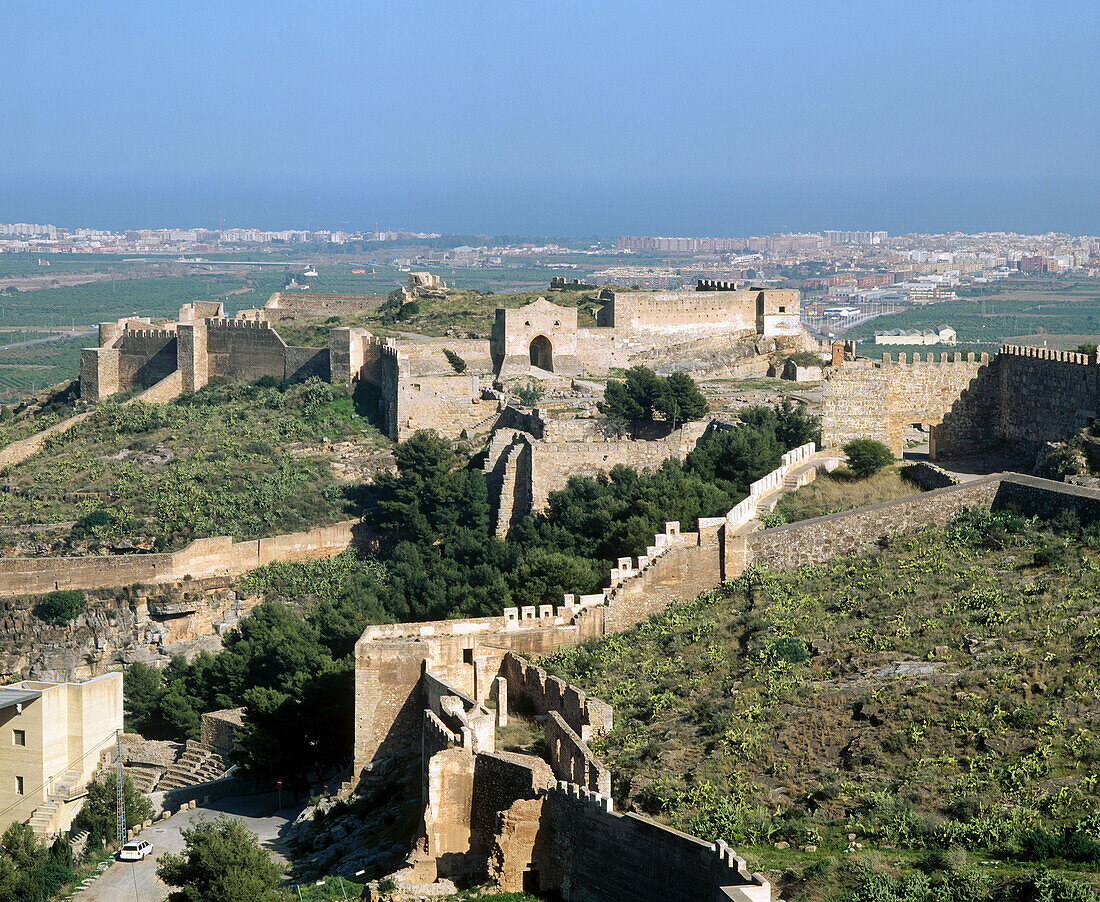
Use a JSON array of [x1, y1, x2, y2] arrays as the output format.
[[29, 768, 84, 840], [157, 740, 231, 791]]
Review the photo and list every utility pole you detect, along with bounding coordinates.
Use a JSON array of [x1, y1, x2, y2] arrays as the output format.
[[116, 729, 125, 851]]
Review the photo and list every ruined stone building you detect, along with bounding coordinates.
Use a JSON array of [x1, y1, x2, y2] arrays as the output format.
[[79, 284, 807, 442]]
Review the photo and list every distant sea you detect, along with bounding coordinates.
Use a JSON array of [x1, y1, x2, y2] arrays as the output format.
[[2, 174, 1098, 237]]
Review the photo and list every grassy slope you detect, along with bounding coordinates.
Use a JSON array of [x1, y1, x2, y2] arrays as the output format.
[[770, 468, 920, 524], [272, 287, 600, 345], [0, 379, 385, 551], [542, 511, 1100, 898]]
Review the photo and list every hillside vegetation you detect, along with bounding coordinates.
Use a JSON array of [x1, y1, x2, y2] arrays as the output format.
[[542, 509, 1100, 901], [0, 378, 383, 552], [123, 404, 821, 784], [272, 286, 600, 345]]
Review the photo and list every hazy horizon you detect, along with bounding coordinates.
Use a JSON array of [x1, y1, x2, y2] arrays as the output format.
[[3, 1, 1098, 236]]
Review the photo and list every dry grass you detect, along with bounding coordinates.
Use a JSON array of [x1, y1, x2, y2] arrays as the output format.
[[772, 466, 919, 524]]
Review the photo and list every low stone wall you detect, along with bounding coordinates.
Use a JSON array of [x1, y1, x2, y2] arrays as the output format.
[[744, 479, 1001, 571], [993, 474, 1100, 524], [0, 519, 360, 596], [741, 474, 1100, 573], [900, 461, 960, 490]]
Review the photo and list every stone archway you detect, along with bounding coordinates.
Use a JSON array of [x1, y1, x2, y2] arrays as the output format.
[[529, 335, 553, 371]]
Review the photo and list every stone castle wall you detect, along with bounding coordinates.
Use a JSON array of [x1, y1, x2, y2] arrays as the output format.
[[357, 465, 1100, 901], [995, 346, 1099, 454], [262, 292, 388, 321], [822, 352, 988, 456], [0, 519, 359, 596], [823, 345, 1100, 460], [117, 329, 179, 390], [535, 787, 769, 902], [487, 419, 711, 535], [205, 319, 289, 383]]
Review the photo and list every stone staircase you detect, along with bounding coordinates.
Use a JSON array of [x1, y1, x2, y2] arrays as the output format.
[[29, 768, 83, 840], [157, 740, 231, 791]]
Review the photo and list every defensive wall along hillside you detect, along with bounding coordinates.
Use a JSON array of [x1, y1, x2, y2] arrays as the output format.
[[822, 345, 1100, 459], [352, 469, 1100, 899], [0, 520, 361, 596]]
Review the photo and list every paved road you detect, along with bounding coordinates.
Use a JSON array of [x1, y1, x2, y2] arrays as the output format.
[[73, 794, 302, 902], [0, 328, 95, 351]]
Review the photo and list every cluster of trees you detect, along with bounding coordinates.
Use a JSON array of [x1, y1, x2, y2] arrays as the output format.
[[157, 816, 285, 902], [124, 402, 819, 785], [71, 773, 154, 849], [599, 366, 709, 432], [0, 823, 79, 902]]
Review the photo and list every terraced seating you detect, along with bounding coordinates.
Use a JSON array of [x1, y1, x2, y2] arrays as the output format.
[[157, 740, 231, 791]]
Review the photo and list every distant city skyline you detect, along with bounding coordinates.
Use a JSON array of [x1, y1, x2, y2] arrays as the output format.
[[3, 2, 1098, 235]]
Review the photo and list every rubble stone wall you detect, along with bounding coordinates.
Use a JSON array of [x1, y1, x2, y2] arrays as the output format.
[[0, 520, 359, 596]]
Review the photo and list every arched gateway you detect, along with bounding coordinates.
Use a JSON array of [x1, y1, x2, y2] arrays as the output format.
[[529, 335, 553, 371]]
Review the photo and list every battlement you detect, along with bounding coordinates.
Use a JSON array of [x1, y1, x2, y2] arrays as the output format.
[[727, 442, 818, 530], [548, 780, 614, 812], [1000, 344, 1096, 365], [542, 780, 771, 901], [423, 709, 462, 749], [696, 279, 741, 291], [877, 350, 990, 366], [121, 326, 177, 340], [207, 317, 275, 332], [503, 652, 612, 738]]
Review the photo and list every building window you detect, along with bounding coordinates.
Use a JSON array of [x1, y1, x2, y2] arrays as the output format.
[[779, 306, 786, 313], [12, 730, 25, 747], [463, 648, 474, 665], [15, 776, 23, 795]]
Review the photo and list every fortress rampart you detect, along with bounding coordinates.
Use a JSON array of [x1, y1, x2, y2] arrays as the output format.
[[822, 345, 1100, 459], [355, 466, 1100, 898], [80, 313, 333, 402]]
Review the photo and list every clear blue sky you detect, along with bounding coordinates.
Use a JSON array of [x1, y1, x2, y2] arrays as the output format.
[[2, 0, 1098, 234]]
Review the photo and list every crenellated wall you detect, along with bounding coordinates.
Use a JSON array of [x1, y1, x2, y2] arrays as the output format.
[[361, 465, 1100, 901], [823, 345, 1100, 460]]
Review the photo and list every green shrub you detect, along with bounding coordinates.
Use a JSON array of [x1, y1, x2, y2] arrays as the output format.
[[443, 349, 467, 373], [843, 438, 894, 478], [515, 381, 544, 407], [35, 590, 86, 624]]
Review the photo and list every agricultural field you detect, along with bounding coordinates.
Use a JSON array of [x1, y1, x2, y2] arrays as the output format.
[[0, 378, 386, 552], [0, 335, 86, 400], [846, 276, 1100, 345], [0, 271, 287, 328], [542, 509, 1100, 901]]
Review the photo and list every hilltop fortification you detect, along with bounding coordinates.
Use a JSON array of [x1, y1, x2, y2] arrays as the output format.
[[79, 284, 811, 441], [822, 345, 1100, 459]]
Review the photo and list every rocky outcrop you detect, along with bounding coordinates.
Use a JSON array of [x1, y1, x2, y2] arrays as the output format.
[[0, 578, 262, 681]]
